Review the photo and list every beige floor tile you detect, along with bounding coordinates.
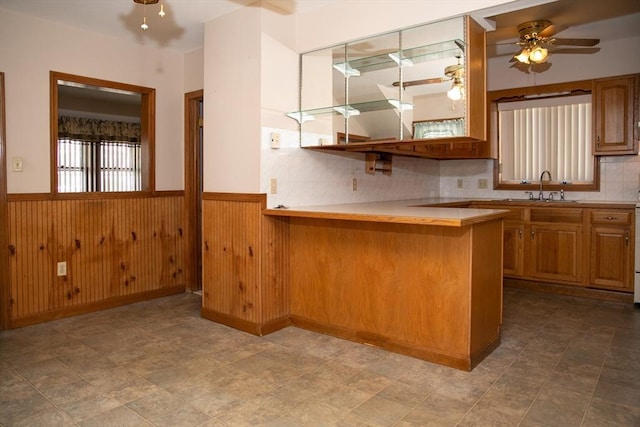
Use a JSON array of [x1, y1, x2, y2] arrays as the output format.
[[350, 395, 412, 425], [78, 405, 152, 427], [1, 291, 637, 427], [583, 396, 640, 427], [523, 382, 590, 427]]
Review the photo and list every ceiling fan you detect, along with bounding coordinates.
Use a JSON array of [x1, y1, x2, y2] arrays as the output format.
[[392, 57, 465, 100], [508, 19, 600, 66]]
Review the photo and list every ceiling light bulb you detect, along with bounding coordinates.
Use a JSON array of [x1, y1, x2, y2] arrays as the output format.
[[141, 16, 148, 30], [515, 49, 530, 64], [447, 83, 463, 101], [529, 46, 548, 63], [159, 4, 166, 17]]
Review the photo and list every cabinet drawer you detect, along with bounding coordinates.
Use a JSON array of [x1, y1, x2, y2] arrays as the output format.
[[530, 208, 583, 224], [501, 207, 525, 221], [590, 211, 631, 225]]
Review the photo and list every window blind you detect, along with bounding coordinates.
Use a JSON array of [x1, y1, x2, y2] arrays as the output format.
[[498, 94, 593, 183]]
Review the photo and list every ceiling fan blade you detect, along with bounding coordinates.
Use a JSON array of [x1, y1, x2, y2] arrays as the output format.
[[538, 23, 564, 38], [549, 37, 600, 47], [548, 47, 601, 54], [392, 77, 447, 88]]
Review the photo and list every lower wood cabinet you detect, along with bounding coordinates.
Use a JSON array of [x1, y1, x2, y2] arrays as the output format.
[[589, 210, 633, 292], [529, 208, 585, 285], [503, 222, 524, 276], [473, 202, 634, 294], [529, 223, 584, 284]]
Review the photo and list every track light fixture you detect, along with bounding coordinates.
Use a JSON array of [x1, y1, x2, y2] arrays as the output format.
[[133, 0, 167, 31]]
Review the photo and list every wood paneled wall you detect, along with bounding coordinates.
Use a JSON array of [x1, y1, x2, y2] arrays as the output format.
[[201, 193, 289, 335], [7, 194, 186, 327]]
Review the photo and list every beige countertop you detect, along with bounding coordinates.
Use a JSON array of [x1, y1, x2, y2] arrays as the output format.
[[263, 197, 636, 227], [263, 198, 508, 227]]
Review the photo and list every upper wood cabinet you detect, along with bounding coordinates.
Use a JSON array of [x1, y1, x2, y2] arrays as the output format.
[[593, 74, 639, 155], [289, 15, 488, 163]]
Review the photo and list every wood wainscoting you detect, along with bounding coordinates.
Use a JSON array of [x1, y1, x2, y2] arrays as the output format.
[[6, 193, 187, 328], [201, 193, 290, 335]]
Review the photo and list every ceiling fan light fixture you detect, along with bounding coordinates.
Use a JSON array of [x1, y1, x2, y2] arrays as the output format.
[[515, 48, 531, 64], [133, 0, 167, 31], [529, 45, 548, 63], [447, 78, 464, 101]]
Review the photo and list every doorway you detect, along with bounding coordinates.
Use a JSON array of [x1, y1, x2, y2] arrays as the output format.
[[184, 90, 203, 292], [0, 72, 10, 329]]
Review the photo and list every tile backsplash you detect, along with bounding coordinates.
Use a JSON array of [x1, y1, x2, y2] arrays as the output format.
[[261, 127, 640, 206]]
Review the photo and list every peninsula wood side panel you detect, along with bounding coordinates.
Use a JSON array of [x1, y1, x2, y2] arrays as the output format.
[[201, 193, 289, 335], [288, 217, 503, 370], [7, 196, 186, 327]]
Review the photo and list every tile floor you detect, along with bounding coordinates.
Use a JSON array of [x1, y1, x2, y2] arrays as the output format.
[[1, 288, 639, 426]]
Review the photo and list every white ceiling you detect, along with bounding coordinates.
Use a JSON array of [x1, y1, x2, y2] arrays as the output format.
[[0, 0, 339, 53], [1, 0, 638, 55], [483, 0, 640, 58]]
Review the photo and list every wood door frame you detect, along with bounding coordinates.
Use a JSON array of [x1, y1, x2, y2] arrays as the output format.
[[0, 72, 10, 329], [184, 90, 203, 292]]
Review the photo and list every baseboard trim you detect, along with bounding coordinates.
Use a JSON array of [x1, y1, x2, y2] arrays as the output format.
[[504, 278, 633, 303], [289, 315, 492, 371], [10, 285, 185, 329], [200, 307, 290, 336]]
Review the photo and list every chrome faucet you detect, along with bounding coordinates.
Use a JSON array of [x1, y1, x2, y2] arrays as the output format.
[[539, 170, 552, 200]]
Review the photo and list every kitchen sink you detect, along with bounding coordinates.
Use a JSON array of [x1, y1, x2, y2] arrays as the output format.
[[491, 198, 579, 203]]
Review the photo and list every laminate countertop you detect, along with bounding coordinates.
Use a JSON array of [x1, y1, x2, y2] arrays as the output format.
[[263, 197, 636, 227], [262, 198, 508, 227]]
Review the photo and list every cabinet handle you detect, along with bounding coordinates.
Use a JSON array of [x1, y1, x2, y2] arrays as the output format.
[[530, 230, 535, 239], [626, 232, 630, 245], [606, 216, 616, 220], [518, 229, 523, 239], [597, 136, 600, 147]]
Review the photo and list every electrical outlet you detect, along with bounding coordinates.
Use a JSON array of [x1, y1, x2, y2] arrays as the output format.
[[457, 178, 463, 189], [270, 132, 280, 149], [352, 178, 357, 191], [478, 178, 488, 189], [270, 178, 277, 194], [57, 261, 67, 277]]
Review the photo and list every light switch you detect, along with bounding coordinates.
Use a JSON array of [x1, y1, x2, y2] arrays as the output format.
[[12, 157, 23, 172], [270, 132, 281, 149]]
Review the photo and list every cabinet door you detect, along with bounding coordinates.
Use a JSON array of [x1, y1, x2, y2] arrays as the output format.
[[593, 75, 638, 155], [590, 226, 632, 292], [530, 224, 583, 284], [503, 222, 524, 277]]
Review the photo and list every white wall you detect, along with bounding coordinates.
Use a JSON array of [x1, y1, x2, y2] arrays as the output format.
[[184, 48, 204, 93], [0, 8, 186, 193], [200, 0, 513, 205], [203, 7, 263, 194]]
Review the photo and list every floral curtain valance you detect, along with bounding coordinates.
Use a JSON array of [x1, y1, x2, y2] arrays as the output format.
[[58, 116, 140, 143]]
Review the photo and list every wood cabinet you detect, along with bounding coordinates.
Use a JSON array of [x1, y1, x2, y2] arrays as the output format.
[[501, 207, 525, 277], [589, 210, 633, 291], [299, 16, 490, 170], [473, 202, 634, 295], [593, 74, 639, 155], [529, 208, 585, 285], [529, 223, 584, 284]]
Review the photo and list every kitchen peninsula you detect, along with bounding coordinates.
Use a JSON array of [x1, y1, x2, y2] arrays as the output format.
[[263, 199, 508, 370]]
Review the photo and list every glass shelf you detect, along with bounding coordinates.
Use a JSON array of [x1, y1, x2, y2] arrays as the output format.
[[333, 39, 465, 76], [287, 99, 413, 123]]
